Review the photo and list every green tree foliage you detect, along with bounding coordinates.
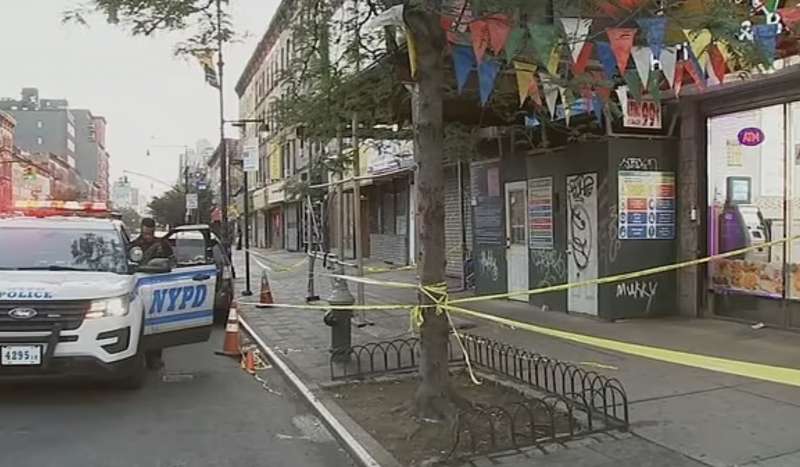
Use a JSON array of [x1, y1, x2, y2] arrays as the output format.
[[147, 185, 215, 228], [118, 207, 142, 232]]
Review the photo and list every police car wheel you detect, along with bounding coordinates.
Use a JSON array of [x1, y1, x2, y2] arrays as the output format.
[[115, 352, 147, 390]]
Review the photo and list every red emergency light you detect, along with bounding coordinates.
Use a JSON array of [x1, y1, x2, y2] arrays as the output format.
[[7, 200, 111, 218]]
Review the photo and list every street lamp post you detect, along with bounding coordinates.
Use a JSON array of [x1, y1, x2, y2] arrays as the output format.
[[228, 119, 269, 297]]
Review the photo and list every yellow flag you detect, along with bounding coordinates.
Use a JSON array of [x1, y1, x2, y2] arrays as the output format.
[[717, 39, 733, 63], [684, 29, 712, 68], [406, 31, 419, 78], [514, 61, 537, 106], [547, 46, 560, 75]]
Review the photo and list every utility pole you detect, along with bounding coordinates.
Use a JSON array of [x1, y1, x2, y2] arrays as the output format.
[[215, 0, 229, 248], [184, 163, 191, 224], [352, 112, 365, 305]]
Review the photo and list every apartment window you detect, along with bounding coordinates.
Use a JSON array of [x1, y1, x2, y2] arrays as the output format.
[[36, 121, 43, 128], [67, 139, 75, 152], [36, 137, 43, 145]]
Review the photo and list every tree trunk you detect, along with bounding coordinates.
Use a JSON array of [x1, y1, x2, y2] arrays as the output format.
[[405, 2, 450, 422]]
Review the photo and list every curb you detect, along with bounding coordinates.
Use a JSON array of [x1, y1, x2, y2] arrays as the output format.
[[239, 316, 401, 467]]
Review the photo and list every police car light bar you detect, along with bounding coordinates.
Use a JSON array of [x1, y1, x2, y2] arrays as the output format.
[[11, 200, 110, 216]]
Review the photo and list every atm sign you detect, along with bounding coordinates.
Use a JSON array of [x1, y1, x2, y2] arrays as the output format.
[[738, 127, 765, 147]]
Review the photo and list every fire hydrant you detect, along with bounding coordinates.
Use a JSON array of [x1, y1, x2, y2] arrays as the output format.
[[324, 274, 353, 363]]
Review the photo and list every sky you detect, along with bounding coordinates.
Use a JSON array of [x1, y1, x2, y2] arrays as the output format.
[[0, 0, 280, 201]]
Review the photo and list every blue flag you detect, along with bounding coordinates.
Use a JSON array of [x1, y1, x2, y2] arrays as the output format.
[[595, 41, 619, 78], [525, 115, 541, 128], [592, 96, 604, 125], [637, 17, 667, 59], [754, 24, 778, 63], [478, 59, 502, 106], [453, 45, 476, 94]]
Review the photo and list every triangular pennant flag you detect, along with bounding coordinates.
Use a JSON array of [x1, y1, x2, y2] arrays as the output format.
[[596, 85, 612, 102], [778, 7, 800, 30], [470, 20, 491, 63], [478, 59, 502, 106], [624, 71, 643, 100], [631, 46, 652, 88], [592, 96, 604, 125], [529, 73, 542, 107], [753, 24, 779, 64], [406, 31, 419, 78], [765, 0, 780, 12], [541, 73, 559, 118], [514, 61, 537, 106], [572, 42, 594, 74], [615, 85, 629, 114], [595, 41, 619, 78], [716, 39, 733, 63], [659, 47, 678, 88], [547, 46, 561, 75], [684, 28, 712, 69], [636, 17, 667, 59], [647, 74, 662, 102], [606, 28, 636, 75], [684, 59, 705, 90], [707, 43, 727, 83], [674, 62, 685, 96], [486, 15, 512, 54], [559, 86, 572, 126], [529, 24, 560, 68], [505, 26, 526, 62], [452, 45, 476, 94], [560, 18, 593, 63]]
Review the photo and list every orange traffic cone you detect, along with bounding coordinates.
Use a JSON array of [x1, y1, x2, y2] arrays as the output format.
[[216, 303, 241, 358], [259, 269, 274, 305], [243, 350, 256, 375]]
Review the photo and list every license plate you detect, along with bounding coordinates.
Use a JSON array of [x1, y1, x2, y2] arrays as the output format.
[[1, 345, 42, 366]]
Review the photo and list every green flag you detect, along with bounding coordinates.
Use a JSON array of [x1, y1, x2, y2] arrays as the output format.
[[505, 26, 526, 62], [528, 23, 559, 69]]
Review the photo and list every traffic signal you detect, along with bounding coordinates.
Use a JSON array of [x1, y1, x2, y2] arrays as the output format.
[[23, 166, 36, 181]]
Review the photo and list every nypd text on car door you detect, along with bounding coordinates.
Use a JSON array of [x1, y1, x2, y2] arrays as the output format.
[[136, 244, 216, 347]]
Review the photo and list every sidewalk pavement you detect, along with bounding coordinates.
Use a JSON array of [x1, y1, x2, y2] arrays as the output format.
[[234, 248, 800, 467]]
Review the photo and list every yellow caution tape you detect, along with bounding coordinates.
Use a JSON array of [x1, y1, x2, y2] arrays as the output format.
[[450, 234, 800, 305], [442, 303, 800, 388], [241, 234, 800, 387], [247, 249, 307, 273]]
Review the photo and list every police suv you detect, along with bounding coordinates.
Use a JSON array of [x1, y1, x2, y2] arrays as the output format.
[[0, 202, 218, 388]]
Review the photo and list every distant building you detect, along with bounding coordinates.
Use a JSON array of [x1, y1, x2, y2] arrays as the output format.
[[11, 150, 51, 202], [111, 176, 141, 212], [0, 88, 110, 202], [0, 110, 15, 210]]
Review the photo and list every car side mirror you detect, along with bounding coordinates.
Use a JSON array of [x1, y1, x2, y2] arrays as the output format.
[[137, 258, 172, 274], [129, 247, 144, 263]]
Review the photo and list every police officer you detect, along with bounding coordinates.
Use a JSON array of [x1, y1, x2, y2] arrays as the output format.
[[130, 218, 173, 262], [130, 218, 171, 370]]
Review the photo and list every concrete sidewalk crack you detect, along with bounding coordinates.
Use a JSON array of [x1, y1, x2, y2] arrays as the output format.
[[628, 383, 749, 405]]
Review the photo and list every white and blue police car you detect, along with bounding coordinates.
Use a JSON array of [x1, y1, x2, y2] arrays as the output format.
[[0, 202, 218, 388]]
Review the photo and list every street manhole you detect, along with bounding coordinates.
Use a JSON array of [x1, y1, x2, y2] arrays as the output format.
[[161, 373, 196, 383]]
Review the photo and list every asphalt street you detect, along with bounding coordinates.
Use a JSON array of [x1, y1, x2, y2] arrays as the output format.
[[0, 327, 354, 467]]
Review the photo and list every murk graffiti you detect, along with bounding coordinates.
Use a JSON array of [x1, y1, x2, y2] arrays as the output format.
[[567, 174, 595, 271], [616, 280, 658, 314], [149, 284, 208, 315], [618, 157, 658, 171]]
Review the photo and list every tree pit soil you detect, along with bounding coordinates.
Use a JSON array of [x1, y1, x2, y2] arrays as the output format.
[[327, 371, 574, 466]]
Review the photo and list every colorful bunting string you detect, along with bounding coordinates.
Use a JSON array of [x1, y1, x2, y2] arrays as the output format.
[[606, 28, 636, 76], [478, 59, 502, 106], [453, 44, 476, 93]]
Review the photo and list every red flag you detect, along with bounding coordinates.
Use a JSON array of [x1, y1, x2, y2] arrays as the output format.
[[674, 60, 705, 96], [606, 28, 637, 75], [707, 44, 727, 83], [571, 42, 594, 74], [440, 15, 463, 44], [598, 2, 623, 17], [779, 7, 800, 30], [470, 20, 490, 63], [486, 15, 512, 54]]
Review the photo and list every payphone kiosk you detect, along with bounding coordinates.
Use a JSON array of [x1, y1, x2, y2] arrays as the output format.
[[718, 176, 770, 262]]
